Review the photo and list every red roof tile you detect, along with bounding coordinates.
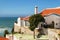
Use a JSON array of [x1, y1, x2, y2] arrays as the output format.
[[41, 8, 60, 16], [20, 16, 29, 21], [0, 37, 9, 40]]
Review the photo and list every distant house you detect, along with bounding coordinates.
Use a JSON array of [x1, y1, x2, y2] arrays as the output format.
[[14, 16, 30, 33]]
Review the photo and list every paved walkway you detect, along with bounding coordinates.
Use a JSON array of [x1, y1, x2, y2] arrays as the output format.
[[35, 35, 48, 40], [9, 33, 49, 40]]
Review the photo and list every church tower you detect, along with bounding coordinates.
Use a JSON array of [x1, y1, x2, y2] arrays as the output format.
[[35, 6, 38, 14]]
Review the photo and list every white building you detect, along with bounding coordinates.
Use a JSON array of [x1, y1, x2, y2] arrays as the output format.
[[41, 7, 60, 28]]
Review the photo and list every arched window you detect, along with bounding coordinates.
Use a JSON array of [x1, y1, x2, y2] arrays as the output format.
[[52, 21, 54, 28]]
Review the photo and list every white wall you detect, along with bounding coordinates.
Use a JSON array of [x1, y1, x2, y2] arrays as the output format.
[[17, 17, 21, 26], [44, 14, 60, 28], [6, 34, 13, 40], [14, 17, 21, 32], [25, 21, 30, 26], [14, 23, 21, 32]]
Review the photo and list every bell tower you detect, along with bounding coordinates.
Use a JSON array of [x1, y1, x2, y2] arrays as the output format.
[[35, 6, 38, 14]]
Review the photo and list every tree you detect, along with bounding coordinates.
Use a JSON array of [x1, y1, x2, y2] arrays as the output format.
[[29, 14, 45, 38], [29, 14, 45, 31], [4, 30, 9, 37], [11, 27, 14, 33], [19, 28, 21, 34], [11, 27, 14, 40]]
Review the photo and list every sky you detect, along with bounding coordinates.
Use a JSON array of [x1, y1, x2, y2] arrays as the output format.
[[0, 0, 60, 17]]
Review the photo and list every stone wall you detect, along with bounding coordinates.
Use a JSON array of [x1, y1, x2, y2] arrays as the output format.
[[20, 26, 33, 35], [48, 28, 60, 40], [14, 23, 33, 35], [14, 23, 20, 32], [42, 28, 48, 35]]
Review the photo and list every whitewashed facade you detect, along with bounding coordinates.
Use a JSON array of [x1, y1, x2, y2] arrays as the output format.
[[14, 17, 30, 32], [44, 13, 60, 28]]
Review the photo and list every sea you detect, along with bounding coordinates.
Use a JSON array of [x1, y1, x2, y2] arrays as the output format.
[[0, 17, 17, 37]]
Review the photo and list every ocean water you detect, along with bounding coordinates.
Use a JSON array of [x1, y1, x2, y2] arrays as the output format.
[[0, 17, 17, 37]]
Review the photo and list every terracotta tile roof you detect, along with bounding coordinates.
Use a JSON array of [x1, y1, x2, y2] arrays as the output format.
[[41, 8, 60, 16], [0, 37, 9, 40], [20, 16, 29, 21]]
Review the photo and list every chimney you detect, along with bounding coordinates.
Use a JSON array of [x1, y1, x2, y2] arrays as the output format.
[[35, 6, 38, 14]]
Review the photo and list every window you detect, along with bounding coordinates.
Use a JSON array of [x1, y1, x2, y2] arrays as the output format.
[[56, 23, 58, 25], [25, 21, 30, 26]]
